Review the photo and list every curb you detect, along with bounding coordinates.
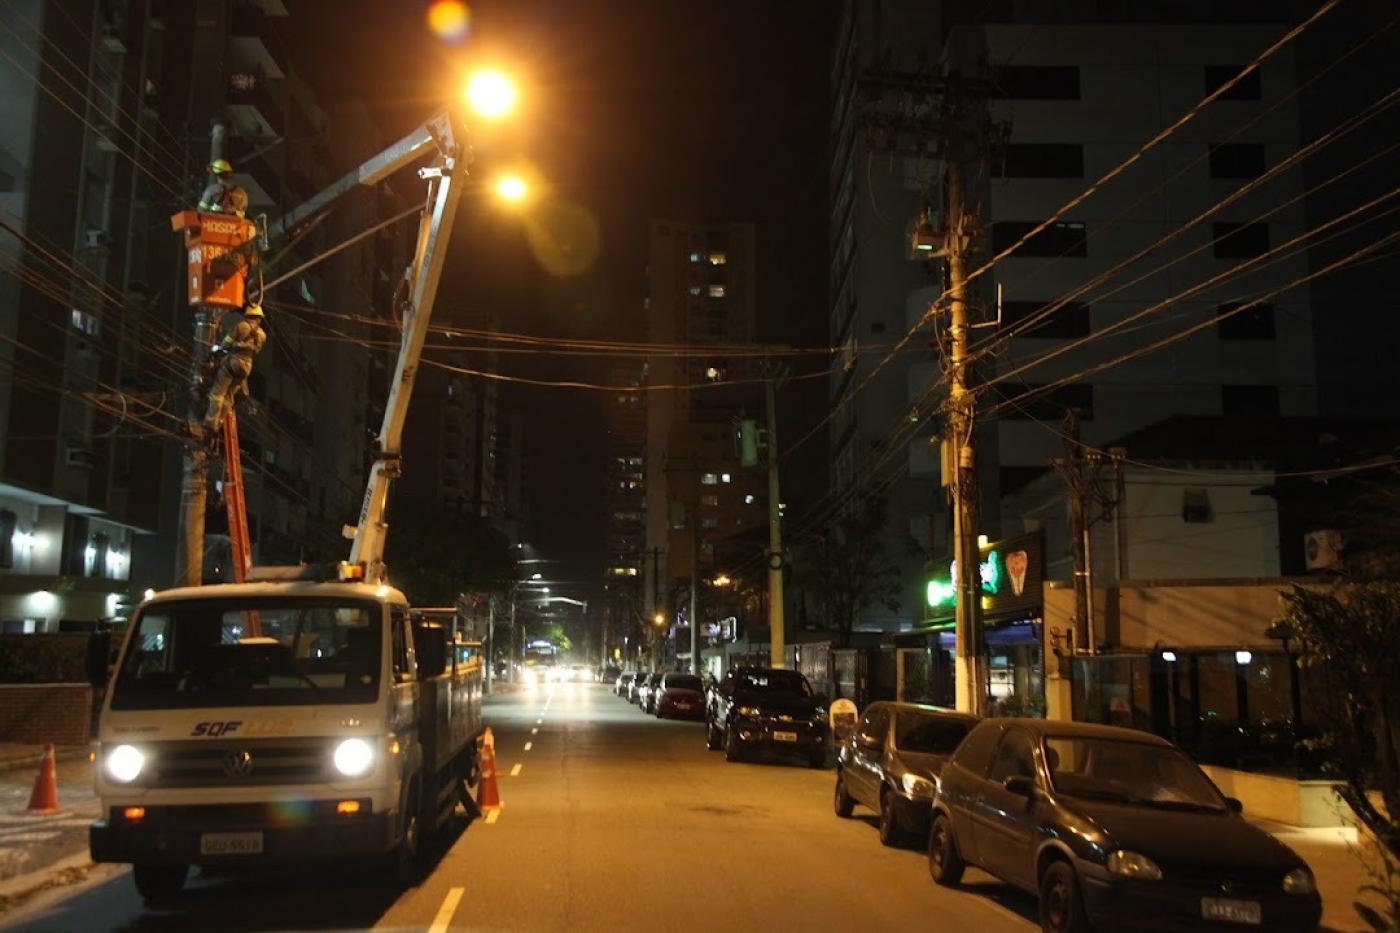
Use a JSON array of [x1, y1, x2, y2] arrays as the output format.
[[0, 852, 100, 914], [0, 747, 88, 774]]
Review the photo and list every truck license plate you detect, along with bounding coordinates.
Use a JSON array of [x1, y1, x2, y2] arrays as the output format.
[[1201, 898, 1261, 924], [200, 831, 264, 856], [773, 731, 798, 742]]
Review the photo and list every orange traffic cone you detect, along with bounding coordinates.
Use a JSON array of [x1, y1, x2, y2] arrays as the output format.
[[476, 728, 501, 812], [27, 743, 59, 814]]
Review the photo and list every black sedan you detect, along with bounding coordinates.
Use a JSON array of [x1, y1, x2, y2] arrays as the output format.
[[927, 719, 1322, 933], [834, 702, 976, 846], [705, 667, 828, 767]]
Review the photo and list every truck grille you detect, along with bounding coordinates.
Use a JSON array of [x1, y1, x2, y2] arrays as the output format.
[[142, 740, 334, 787]]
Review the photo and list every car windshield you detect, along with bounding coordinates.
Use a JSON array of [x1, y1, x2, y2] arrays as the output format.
[[1045, 737, 1226, 811], [734, 671, 811, 695], [664, 675, 703, 691], [895, 714, 971, 754], [111, 598, 381, 710]]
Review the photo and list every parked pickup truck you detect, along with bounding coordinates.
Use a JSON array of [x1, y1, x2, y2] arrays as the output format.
[[87, 575, 482, 901], [705, 667, 828, 768]]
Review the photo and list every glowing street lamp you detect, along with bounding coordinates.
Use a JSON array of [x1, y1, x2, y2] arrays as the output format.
[[466, 69, 517, 120], [495, 175, 529, 202], [653, 613, 665, 627], [712, 574, 731, 587]]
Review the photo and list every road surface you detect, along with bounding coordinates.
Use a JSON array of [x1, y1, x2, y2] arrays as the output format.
[[1, 683, 1037, 932]]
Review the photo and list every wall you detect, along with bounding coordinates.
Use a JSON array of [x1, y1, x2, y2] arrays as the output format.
[[0, 684, 92, 744]]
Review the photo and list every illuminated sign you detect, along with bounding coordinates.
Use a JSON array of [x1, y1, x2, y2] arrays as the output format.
[[927, 550, 1003, 608]]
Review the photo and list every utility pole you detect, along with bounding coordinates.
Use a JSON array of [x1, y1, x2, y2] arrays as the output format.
[[764, 369, 786, 669], [174, 118, 226, 587], [1052, 410, 1122, 656], [485, 597, 495, 694], [946, 159, 984, 716], [689, 485, 700, 674]]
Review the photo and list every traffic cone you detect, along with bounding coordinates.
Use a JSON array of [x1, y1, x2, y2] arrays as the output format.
[[476, 728, 501, 812], [27, 743, 59, 814]]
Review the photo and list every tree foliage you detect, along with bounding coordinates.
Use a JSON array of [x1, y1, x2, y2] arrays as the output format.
[[1276, 581, 1400, 928], [383, 508, 516, 606], [794, 498, 914, 648]]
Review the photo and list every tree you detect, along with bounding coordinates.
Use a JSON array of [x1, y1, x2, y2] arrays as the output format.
[[794, 498, 915, 648], [383, 508, 516, 606], [1275, 581, 1400, 929]]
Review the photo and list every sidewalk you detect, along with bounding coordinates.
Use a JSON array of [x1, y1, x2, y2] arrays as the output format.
[[1256, 820, 1389, 932], [0, 756, 98, 887], [0, 744, 88, 774]]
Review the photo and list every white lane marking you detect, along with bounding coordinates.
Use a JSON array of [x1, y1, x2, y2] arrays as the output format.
[[428, 886, 465, 933], [536, 718, 543, 725], [509, 763, 522, 777], [0, 831, 59, 843], [531, 728, 538, 735], [523, 741, 533, 752], [484, 808, 500, 824]]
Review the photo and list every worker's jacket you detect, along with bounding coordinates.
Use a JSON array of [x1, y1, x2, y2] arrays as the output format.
[[219, 320, 266, 360]]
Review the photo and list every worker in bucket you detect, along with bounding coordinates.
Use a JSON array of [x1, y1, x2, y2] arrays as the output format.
[[198, 158, 249, 218], [204, 304, 266, 435]]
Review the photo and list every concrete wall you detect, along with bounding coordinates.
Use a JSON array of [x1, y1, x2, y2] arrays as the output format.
[[0, 684, 92, 744]]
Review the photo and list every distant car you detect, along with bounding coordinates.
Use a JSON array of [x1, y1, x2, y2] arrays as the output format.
[[653, 673, 706, 720], [627, 672, 649, 704], [927, 719, 1322, 933], [638, 673, 663, 713], [705, 667, 828, 767], [600, 664, 621, 685], [833, 702, 976, 846], [614, 671, 636, 697]]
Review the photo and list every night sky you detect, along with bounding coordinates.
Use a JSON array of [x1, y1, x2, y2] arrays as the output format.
[[290, 1, 836, 601]]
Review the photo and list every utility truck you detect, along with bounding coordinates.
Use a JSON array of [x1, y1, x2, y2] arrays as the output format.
[[87, 107, 486, 900]]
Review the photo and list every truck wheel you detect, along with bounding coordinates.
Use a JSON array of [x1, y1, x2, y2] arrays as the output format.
[[390, 782, 424, 886], [132, 863, 188, 901], [705, 721, 723, 750]]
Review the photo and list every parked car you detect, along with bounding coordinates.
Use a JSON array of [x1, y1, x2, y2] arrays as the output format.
[[705, 667, 828, 767], [627, 672, 649, 704], [927, 719, 1322, 933], [834, 702, 977, 846], [614, 671, 636, 697], [653, 672, 706, 720], [639, 672, 664, 713], [599, 664, 621, 685]]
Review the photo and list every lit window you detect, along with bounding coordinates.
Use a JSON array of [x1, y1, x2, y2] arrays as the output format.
[[720, 473, 732, 484], [744, 494, 756, 505], [71, 308, 100, 337], [708, 252, 727, 265], [689, 251, 702, 263], [708, 284, 726, 299], [701, 494, 719, 506], [689, 286, 702, 296], [702, 518, 719, 530], [701, 473, 718, 485]]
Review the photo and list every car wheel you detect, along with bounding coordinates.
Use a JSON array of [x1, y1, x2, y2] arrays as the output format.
[[132, 863, 188, 902], [878, 788, 904, 847], [833, 770, 855, 818], [927, 814, 965, 886], [1040, 860, 1092, 933], [808, 748, 827, 769], [724, 724, 743, 762], [705, 721, 723, 751]]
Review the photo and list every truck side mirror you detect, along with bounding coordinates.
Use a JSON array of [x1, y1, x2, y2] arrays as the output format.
[[412, 622, 448, 680], [85, 632, 112, 688]]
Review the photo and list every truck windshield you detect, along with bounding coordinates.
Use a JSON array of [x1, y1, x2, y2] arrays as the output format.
[[110, 598, 382, 710]]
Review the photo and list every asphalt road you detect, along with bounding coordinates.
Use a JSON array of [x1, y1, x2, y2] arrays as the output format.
[[1, 683, 1038, 932]]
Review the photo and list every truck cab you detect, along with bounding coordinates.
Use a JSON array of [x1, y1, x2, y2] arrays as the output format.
[[89, 578, 482, 900]]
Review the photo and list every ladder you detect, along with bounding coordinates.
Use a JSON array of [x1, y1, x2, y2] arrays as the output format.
[[222, 411, 252, 583]]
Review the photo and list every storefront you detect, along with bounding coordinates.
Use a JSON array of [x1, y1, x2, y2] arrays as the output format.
[[897, 531, 1046, 712]]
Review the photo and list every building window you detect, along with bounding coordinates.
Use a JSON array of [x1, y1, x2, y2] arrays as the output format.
[[707, 284, 726, 299], [720, 472, 732, 483], [1001, 300, 1090, 338], [1222, 384, 1279, 417], [1205, 65, 1261, 100], [71, 308, 100, 337], [997, 382, 1094, 421], [1182, 489, 1213, 523], [701, 494, 719, 507], [708, 252, 727, 265], [743, 494, 756, 505], [991, 221, 1087, 258], [993, 143, 1084, 178], [701, 518, 719, 530], [701, 473, 718, 485], [1208, 143, 1266, 179], [688, 251, 702, 263], [1216, 302, 1275, 340], [0, 510, 15, 568], [688, 286, 702, 296], [1213, 222, 1270, 259], [990, 65, 1080, 100]]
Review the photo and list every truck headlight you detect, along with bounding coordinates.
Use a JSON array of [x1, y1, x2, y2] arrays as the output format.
[[1107, 849, 1162, 881], [1282, 867, 1317, 894], [901, 773, 935, 798], [333, 738, 374, 777], [105, 744, 145, 784], [737, 706, 761, 718]]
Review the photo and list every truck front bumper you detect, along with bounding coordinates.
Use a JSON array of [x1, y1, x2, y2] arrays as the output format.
[[91, 801, 398, 866]]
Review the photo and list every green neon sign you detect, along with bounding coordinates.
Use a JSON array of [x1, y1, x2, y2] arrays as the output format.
[[926, 550, 1002, 609]]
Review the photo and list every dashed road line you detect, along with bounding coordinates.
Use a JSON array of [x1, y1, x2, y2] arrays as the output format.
[[509, 763, 522, 777], [523, 741, 533, 752], [484, 809, 500, 824], [428, 885, 465, 933], [531, 727, 538, 735]]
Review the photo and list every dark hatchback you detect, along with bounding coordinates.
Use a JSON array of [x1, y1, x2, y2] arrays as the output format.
[[706, 667, 828, 767], [927, 719, 1321, 933], [834, 702, 976, 846]]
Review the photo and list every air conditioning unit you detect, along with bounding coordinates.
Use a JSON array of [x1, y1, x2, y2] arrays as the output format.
[[1304, 530, 1345, 571]]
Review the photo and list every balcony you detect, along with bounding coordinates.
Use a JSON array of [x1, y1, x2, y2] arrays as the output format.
[[226, 74, 284, 139], [230, 4, 286, 79]]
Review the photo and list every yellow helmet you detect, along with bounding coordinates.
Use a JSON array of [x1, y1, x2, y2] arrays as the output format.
[[243, 304, 264, 318], [209, 158, 233, 175]]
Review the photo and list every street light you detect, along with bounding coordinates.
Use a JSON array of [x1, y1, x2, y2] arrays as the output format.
[[530, 572, 542, 581], [653, 613, 665, 627], [466, 69, 516, 120], [495, 175, 529, 202]]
